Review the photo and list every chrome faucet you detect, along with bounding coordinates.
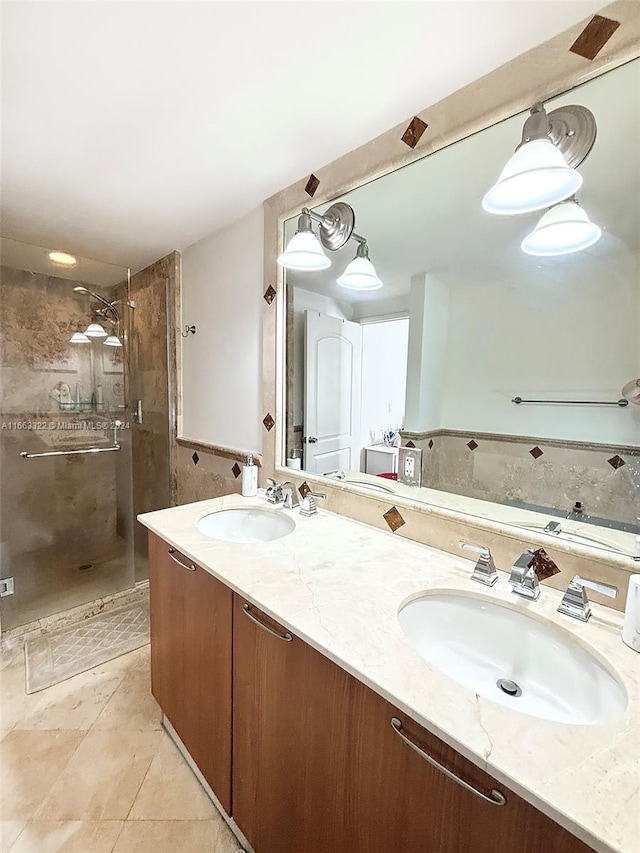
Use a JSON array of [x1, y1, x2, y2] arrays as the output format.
[[557, 575, 618, 622], [299, 491, 326, 517], [459, 541, 499, 587], [281, 482, 300, 509], [509, 550, 541, 600], [265, 479, 284, 504], [323, 470, 345, 480]]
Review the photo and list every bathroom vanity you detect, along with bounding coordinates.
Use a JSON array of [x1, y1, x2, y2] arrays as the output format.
[[139, 495, 639, 853]]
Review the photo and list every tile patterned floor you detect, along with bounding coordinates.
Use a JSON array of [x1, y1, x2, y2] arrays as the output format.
[[0, 643, 244, 853]]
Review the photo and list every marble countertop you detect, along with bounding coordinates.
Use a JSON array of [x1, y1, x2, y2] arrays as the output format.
[[138, 493, 640, 853]]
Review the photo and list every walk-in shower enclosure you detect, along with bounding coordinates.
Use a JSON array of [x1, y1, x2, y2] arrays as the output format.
[[0, 239, 136, 631]]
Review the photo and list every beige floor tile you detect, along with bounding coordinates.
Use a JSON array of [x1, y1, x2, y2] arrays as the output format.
[[112, 820, 242, 853], [92, 667, 161, 732], [0, 730, 85, 821], [1, 820, 26, 853], [37, 729, 162, 821], [9, 821, 123, 853], [11, 668, 124, 732], [90, 645, 150, 676], [128, 734, 217, 820]]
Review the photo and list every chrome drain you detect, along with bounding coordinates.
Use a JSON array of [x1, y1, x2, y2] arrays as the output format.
[[497, 678, 522, 698]]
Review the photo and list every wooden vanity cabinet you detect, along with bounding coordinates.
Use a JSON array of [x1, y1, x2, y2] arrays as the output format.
[[232, 594, 352, 852], [232, 593, 594, 853], [148, 531, 232, 813]]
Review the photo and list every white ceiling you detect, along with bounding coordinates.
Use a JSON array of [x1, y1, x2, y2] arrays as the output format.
[[1, 1, 608, 271], [286, 57, 640, 319]]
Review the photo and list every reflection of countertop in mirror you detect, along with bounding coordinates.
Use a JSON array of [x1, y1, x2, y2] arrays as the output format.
[[333, 470, 639, 559], [139, 493, 639, 853]]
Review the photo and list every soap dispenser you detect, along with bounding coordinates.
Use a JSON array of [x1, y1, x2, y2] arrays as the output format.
[[622, 573, 640, 653], [241, 455, 258, 497]]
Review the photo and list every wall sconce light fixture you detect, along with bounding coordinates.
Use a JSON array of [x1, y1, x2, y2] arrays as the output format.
[[278, 202, 383, 289], [482, 103, 596, 215], [521, 197, 602, 256]]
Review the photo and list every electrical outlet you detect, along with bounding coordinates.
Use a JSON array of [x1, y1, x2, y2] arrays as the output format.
[[398, 447, 422, 488]]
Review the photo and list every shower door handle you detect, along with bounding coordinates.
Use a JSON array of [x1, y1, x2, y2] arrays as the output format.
[[132, 400, 143, 424]]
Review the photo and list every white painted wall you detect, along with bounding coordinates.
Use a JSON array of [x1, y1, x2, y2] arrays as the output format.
[[437, 252, 640, 445], [181, 207, 264, 452], [404, 274, 450, 432], [360, 319, 409, 449]]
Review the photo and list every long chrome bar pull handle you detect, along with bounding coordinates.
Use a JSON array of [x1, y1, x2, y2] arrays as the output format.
[[391, 718, 506, 806]]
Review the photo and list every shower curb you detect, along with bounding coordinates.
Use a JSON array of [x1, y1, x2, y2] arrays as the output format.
[[1, 581, 149, 658]]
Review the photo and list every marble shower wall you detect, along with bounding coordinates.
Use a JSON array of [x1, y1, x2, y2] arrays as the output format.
[[128, 252, 179, 579], [404, 431, 639, 527], [0, 266, 125, 414]]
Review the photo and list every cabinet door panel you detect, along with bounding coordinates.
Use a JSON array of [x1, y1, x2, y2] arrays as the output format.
[[348, 679, 595, 853], [232, 596, 352, 853], [149, 532, 232, 813]]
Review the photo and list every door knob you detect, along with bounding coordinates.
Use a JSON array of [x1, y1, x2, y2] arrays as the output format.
[[307, 436, 318, 444]]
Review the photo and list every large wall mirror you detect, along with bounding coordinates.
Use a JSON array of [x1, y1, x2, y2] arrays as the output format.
[[283, 56, 640, 560]]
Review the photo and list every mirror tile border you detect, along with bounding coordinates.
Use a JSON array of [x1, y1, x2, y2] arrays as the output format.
[[261, 1, 640, 608]]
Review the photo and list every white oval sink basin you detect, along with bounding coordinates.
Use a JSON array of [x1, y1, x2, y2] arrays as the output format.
[[196, 507, 295, 543], [398, 593, 627, 725]]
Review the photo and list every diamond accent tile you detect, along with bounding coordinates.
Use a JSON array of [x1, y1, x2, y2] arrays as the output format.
[[428, 439, 434, 449], [467, 440, 478, 451], [191, 451, 199, 466], [232, 462, 242, 479], [263, 285, 276, 305], [383, 506, 405, 532], [298, 481, 311, 499], [263, 413, 275, 432], [530, 446, 543, 459], [401, 116, 428, 149], [405, 440, 416, 448], [608, 454, 625, 470], [305, 174, 320, 197], [570, 14, 620, 60]]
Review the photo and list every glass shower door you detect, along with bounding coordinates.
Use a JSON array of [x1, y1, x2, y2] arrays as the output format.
[[0, 239, 135, 631]]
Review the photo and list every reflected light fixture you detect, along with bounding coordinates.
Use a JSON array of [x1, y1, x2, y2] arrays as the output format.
[[84, 322, 108, 338], [622, 379, 640, 405], [521, 198, 601, 256], [69, 330, 90, 344], [104, 335, 123, 347], [337, 242, 382, 290], [49, 250, 77, 266], [279, 202, 383, 289], [482, 103, 596, 215]]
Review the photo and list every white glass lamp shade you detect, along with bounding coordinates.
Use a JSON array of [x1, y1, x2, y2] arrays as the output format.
[[521, 200, 602, 256], [84, 322, 108, 338], [69, 331, 90, 344], [337, 255, 383, 291], [277, 230, 330, 271], [104, 335, 123, 347], [482, 139, 583, 215]]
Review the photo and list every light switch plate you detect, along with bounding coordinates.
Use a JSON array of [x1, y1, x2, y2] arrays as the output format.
[[398, 447, 422, 487]]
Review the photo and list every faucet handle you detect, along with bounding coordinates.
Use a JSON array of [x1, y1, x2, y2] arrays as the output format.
[[509, 550, 541, 601], [557, 575, 618, 622], [459, 541, 498, 587]]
